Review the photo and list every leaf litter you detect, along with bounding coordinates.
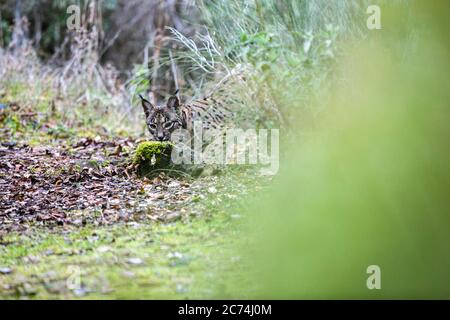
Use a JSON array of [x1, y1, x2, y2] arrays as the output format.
[[0, 136, 202, 234]]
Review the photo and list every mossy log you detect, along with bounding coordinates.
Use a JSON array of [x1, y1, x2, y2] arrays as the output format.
[[133, 141, 173, 176]]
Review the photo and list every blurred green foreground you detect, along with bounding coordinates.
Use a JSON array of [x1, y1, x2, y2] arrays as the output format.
[[231, 1, 449, 299]]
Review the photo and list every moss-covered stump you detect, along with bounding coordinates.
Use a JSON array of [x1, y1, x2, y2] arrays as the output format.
[[133, 141, 173, 176]]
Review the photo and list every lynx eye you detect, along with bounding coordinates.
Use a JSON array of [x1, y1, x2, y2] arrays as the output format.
[[163, 121, 174, 129], [149, 123, 157, 130]]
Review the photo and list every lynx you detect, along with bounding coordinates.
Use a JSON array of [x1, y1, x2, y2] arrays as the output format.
[[139, 91, 232, 142]]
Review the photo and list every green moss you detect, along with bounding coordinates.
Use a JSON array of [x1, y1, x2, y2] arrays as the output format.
[[133, 141, 173, 175], [133, 141, 173, 163]]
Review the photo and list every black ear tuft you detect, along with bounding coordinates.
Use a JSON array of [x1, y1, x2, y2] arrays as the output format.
[[139, 94, 153, 118]]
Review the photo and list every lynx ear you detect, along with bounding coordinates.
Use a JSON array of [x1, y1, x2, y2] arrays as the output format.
[[139, 94, 153, 118], [167, 92, 180, 110]]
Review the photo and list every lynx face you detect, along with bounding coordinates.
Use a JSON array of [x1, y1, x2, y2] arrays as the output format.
[[140, 94, 183, 141]]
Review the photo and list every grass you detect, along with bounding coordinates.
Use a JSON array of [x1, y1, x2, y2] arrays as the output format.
[[0, 215, 240, 299]]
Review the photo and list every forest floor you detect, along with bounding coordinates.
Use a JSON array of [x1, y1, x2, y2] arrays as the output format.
[[0, 105, 264, 299]]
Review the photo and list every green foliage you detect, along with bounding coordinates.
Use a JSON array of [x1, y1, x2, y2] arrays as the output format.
[[169, 0, 371, 129], [127, 64, 150, 106], [3, 114, 21, 134]]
